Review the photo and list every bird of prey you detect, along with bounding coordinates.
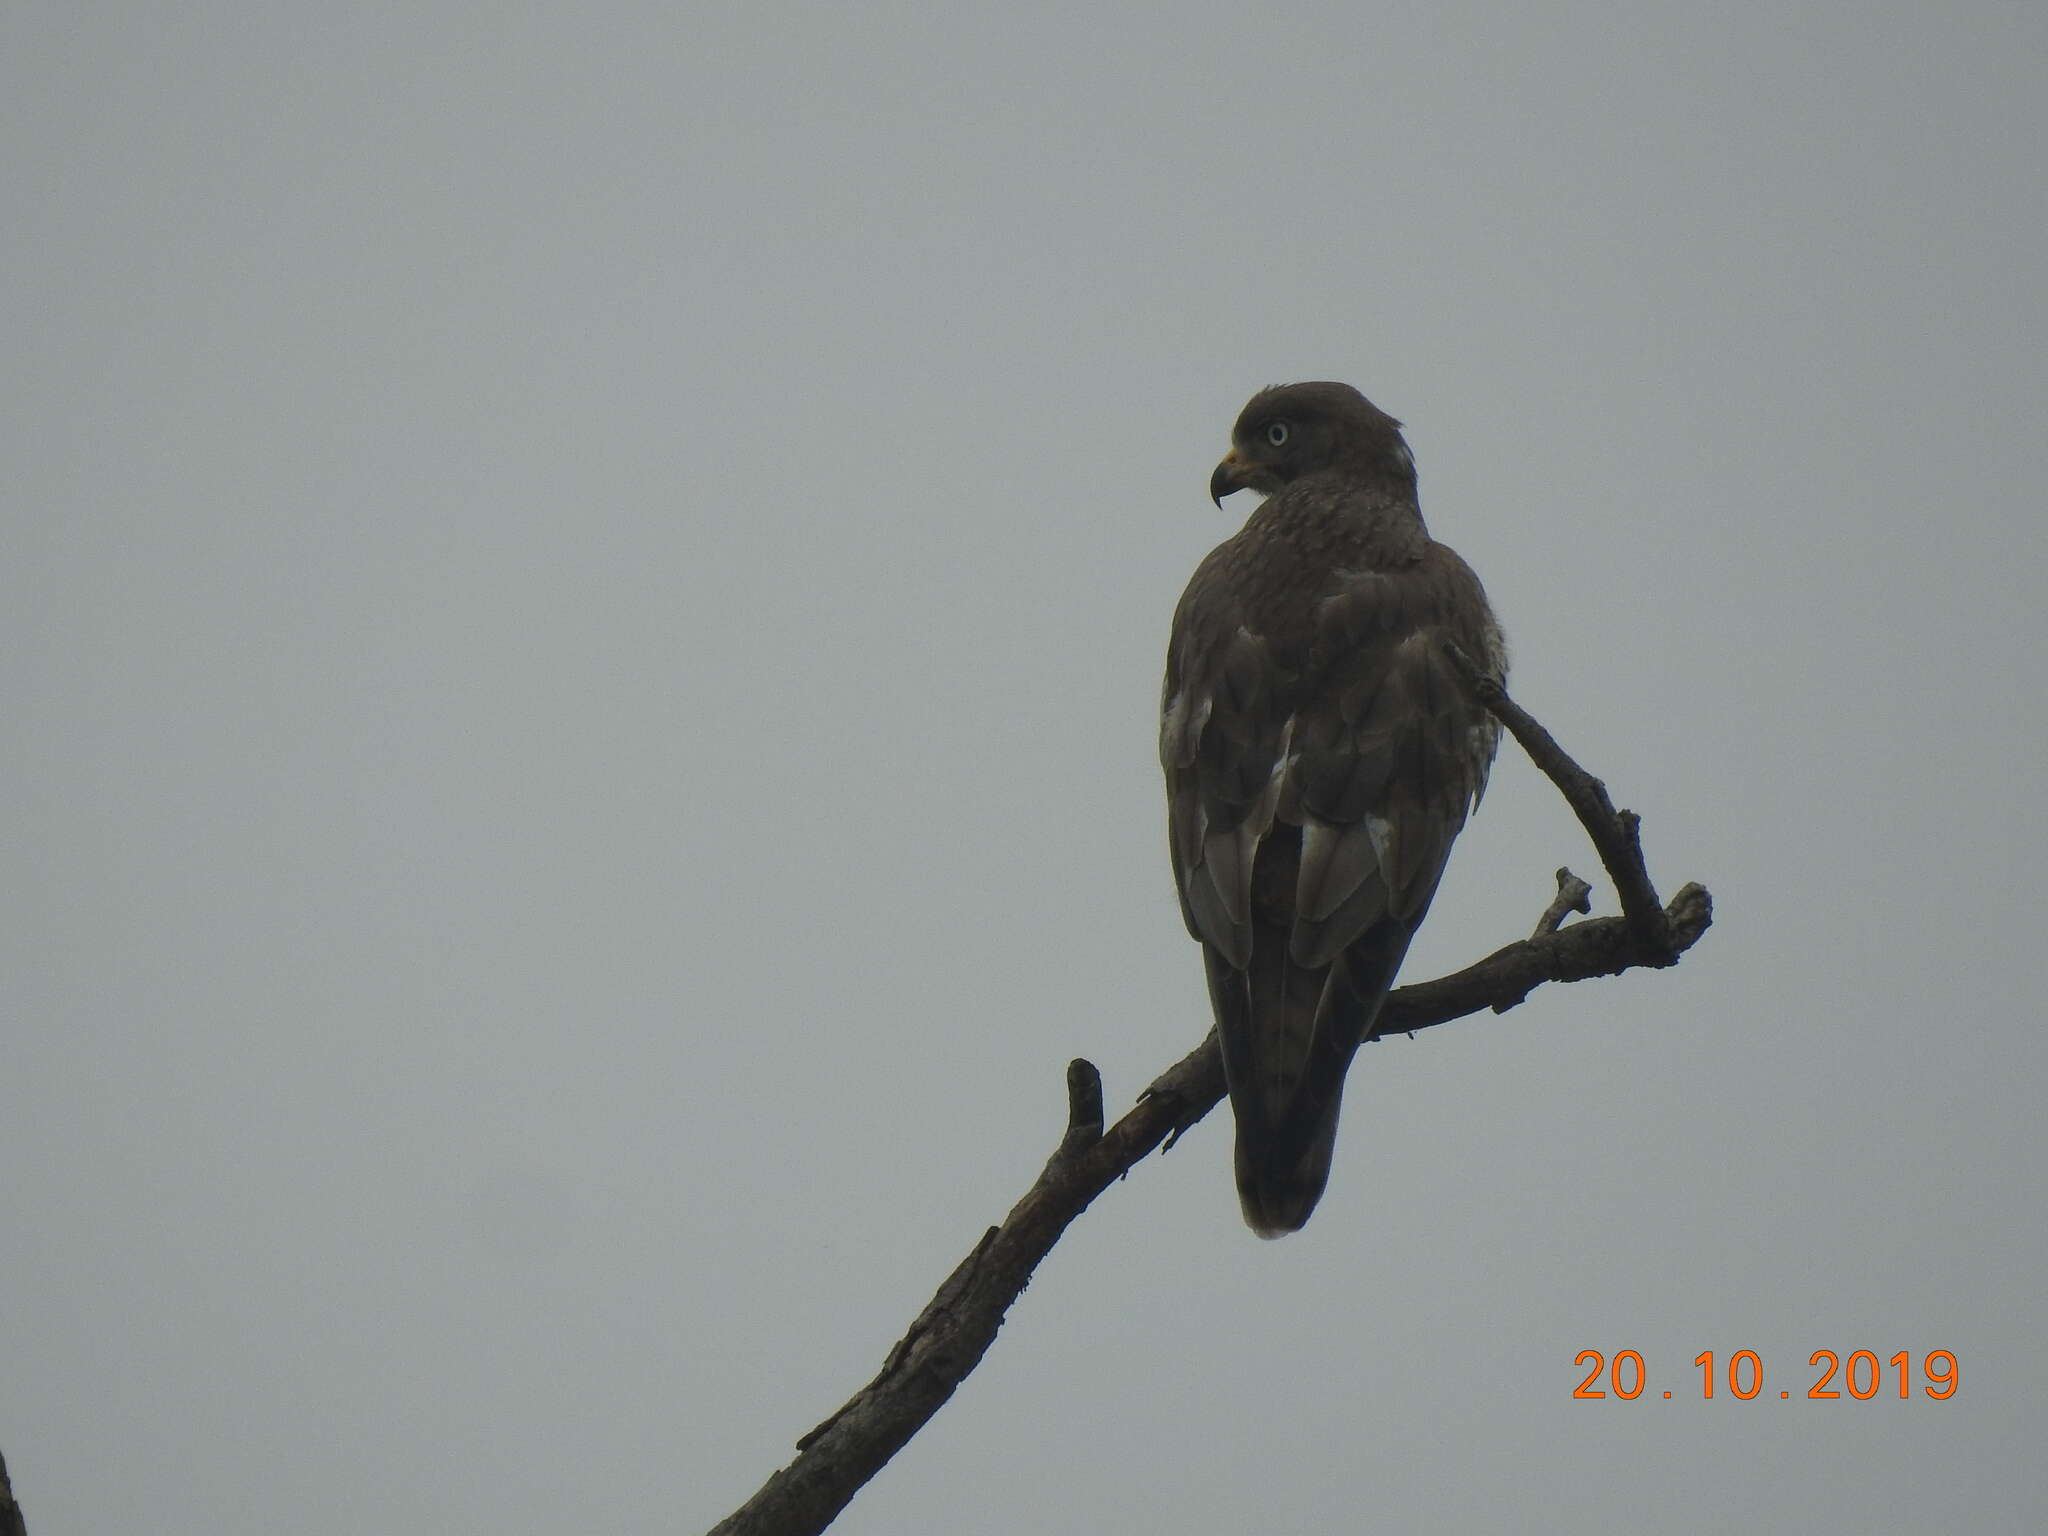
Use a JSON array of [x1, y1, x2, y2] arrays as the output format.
[[1162, 383, 1505, 1236]]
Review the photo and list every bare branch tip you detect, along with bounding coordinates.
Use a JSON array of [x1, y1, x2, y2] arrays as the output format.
[[1063, 1059, 1105, 1144], [1532, 866, 1596, 938], [1667, 882, 1715, 937]]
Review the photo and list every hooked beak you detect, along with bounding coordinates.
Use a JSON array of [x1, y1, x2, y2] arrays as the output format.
[[1209, 449, 1253, 507]]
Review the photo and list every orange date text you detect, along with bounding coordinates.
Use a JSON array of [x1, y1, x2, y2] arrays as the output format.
[[1572, 1349, 1958, 1401]]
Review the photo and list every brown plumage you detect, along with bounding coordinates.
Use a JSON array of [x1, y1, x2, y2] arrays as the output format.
[[1162, 383, 1505, 1235]]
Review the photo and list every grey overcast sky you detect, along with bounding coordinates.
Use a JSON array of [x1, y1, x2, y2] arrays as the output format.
[[4, 3, 2044, 1533]]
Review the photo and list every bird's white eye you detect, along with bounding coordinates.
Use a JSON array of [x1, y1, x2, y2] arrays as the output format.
[[1265, 421, 1290, 447]]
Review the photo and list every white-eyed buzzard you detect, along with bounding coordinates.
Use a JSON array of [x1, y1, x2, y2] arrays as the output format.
[[1162, 383, 1505, 1235]]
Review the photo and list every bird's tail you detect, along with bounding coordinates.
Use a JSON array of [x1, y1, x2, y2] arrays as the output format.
[[1232, 1077, 1349, 1237], [1208, 921, 1410, 1237]]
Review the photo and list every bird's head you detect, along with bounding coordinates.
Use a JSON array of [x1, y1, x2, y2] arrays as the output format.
[[1209, 381, 1417, 506]]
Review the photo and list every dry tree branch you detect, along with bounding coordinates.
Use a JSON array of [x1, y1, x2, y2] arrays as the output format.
[[1439, 642, 1675, 955], [0, 1448, 26, 1536], [706, 671, 1712, 1536]]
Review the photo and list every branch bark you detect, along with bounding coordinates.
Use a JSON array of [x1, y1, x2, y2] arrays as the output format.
[[1, 1448, 26, 1536], [707, 673, 1712, 1536]]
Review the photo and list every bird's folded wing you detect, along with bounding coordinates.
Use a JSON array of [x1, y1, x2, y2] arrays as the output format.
[[1165, 559, 1500, 971]]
